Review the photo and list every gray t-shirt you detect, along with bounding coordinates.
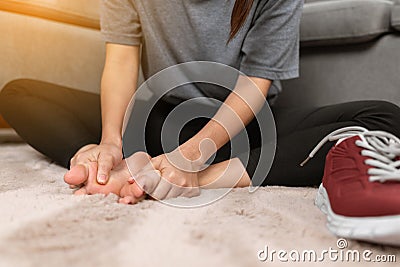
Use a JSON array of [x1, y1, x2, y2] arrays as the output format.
[[100, 0, 303, 104]]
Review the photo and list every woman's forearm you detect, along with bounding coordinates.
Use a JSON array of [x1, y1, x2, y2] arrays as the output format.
[[100, 44, 141, 147], [180, 76, 272, 164]]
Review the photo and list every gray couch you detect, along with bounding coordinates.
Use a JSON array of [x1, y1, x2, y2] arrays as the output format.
[[0, 0, 399, 108], [277, 0, 400, 108]]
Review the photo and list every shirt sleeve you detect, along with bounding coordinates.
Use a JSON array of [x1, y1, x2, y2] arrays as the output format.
[[100, 0, 142, 46], [240, 0, 304, 80]]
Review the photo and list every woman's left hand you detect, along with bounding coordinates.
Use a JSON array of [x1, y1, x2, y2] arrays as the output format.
[[129, 149, 201, 200]]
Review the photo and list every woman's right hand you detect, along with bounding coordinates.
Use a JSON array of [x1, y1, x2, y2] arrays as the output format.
[[65, 44, 140, 188], [67, 142, 123, 185]]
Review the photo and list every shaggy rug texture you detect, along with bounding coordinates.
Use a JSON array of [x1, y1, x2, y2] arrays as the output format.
[[0, 144, 399, 267]]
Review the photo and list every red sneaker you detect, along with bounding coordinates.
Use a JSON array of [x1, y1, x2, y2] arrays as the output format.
[[302, 126, 400, 246]]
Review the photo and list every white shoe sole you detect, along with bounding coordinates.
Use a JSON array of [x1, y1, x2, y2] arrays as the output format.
[[315, 184, 400, 246]]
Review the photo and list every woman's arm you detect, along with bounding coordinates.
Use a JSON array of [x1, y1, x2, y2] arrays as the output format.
[[179, 76, 272, 164], [96, 43, 141, 182], [129, 76, 271, 199], [66, 44, 141, 185], [101, 43, 140, 147]]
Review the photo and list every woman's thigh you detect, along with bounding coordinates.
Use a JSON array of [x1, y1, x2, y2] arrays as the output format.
[[272, 100, 400, 137], [0, 79, 102, 167], [256, 100, 400, 186], [122, 98, 400, 186]]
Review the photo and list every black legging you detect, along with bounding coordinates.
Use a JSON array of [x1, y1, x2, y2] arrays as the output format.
[[1, 79, 400, 186]]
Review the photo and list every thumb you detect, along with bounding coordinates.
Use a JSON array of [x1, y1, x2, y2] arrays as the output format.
[[125, 151, 152, 179], [128, 157, 158, 183], [96, 154, 114, 185]]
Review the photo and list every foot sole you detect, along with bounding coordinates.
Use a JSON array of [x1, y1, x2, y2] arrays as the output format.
[[315, 184, 400, 246]]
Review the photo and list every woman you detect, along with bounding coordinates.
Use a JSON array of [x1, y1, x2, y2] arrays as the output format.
[[1, 0, 400, 245]]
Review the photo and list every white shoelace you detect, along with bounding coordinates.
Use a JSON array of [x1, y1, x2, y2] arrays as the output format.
[[300, 126, 400, 183]]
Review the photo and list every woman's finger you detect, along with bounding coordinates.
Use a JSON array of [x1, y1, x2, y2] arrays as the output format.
[[96, 153, 114, 184], [70, 144, 98, 165], [133, 170, 161, 194], [180, 187, 201, 198], [70, 149, 92, 167], [150, 177, 172, 200], [120, 181, 144, 199], [127, 155, 161, 183], [163, 183, 185, 200], [124, 151, 152, 177], [129, 167, 161, 183], [130, 161, 156, 180], [84, 161, 99, 194]]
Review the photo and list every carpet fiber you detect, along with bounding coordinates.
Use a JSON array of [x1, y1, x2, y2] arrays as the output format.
[[0, 144, 399, 266]]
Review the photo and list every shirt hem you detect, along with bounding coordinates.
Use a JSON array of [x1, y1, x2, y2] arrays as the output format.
[[239, 65, 299, 81], [101, 33, 142, 46]]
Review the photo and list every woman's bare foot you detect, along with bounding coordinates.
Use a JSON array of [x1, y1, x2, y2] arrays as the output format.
[[198, 157, 251, 189], [64, 144, 97, 188], [65, 151, 250, 204], [117, 157, 251, 204], [67, 152, 152, 204]]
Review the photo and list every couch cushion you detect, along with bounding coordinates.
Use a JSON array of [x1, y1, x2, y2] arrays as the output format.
[[0, 0, 100, 29], [392, 0, 400, 30], [301, 0, 394, 46]]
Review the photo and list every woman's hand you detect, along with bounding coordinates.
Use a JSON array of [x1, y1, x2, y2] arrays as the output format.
[[129, 149, 201, 200], [67, 142, 123, 185]]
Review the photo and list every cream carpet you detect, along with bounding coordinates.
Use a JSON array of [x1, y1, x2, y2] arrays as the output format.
[[0, 144, 399, 267]]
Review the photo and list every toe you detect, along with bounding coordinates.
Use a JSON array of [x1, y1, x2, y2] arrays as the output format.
[[132, 183, 145, 198], [119, 196, 134, 204], [119, 182, 146, 204], [74, 187, 88, 195], [120, 182, 144, 199], [64, 164, 89, 185]]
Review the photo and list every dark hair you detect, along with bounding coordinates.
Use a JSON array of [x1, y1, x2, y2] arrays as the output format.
[[229, 0, 254, 42]]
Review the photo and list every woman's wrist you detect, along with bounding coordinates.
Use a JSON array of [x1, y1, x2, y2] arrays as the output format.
[[179, 137, 217, 167], [178, 143, 202, 162], [101, 133, 122, 148]]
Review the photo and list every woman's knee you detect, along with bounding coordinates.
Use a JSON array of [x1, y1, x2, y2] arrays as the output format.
[[367, 100, 400, 119], [0, 79, 35, 102], [0, 80, 24, 115], [0, 79, 50, 115], [370, 100, 400, 112], [357, 100, 400, 135]]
